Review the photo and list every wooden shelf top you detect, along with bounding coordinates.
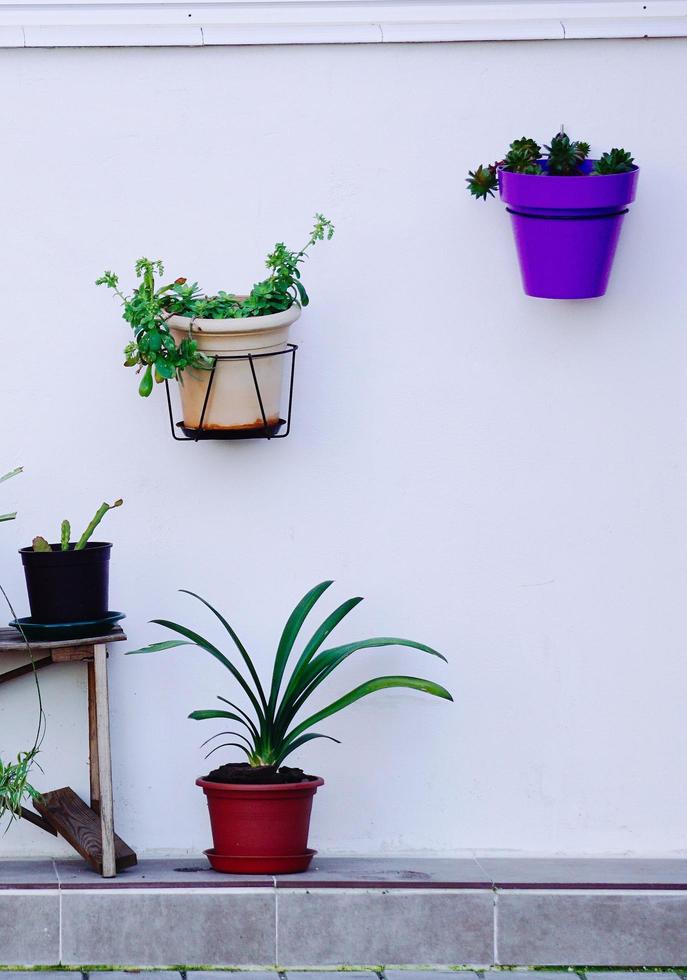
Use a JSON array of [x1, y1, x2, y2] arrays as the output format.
[[0, 625, 127, 653]]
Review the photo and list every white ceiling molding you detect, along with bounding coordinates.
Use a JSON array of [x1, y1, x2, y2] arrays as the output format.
[[0, 1, 685, 47]]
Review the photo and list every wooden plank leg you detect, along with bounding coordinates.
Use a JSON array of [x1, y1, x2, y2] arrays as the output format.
[[0, 656, 53, 686], [20, 806, 58, 836], [93, 643, 116, 877], [34, 787, 137, 874], [87, 661, 100, 815]]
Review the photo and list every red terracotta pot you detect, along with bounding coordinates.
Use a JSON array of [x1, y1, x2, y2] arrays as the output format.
[[196, 775, 324, 874]]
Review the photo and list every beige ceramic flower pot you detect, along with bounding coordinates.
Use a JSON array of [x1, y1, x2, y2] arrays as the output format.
[[167, 304, 301, 433]]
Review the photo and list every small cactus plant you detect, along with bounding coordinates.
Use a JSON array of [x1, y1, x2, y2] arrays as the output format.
[[467, 129, 635, 200], [32, 499, 123, 553]]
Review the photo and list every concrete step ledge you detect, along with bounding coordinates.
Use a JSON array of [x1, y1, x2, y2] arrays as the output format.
[[3, 858, 687, 967]]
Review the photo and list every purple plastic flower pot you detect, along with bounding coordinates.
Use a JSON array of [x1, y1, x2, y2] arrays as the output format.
[[498, 161, 639, 299]]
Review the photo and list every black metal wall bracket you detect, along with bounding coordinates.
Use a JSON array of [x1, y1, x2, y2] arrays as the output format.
[[165, 343, 298, 443]]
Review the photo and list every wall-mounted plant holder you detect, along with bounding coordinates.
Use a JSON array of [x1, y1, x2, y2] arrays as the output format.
[[499, 162, 640, 299], [165, 344, 298, 442]]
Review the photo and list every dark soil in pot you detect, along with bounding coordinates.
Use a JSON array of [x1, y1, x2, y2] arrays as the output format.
[[204, 762, 317, 785]]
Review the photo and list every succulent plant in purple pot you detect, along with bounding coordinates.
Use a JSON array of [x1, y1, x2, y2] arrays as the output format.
[[467, 130, 639, 299]]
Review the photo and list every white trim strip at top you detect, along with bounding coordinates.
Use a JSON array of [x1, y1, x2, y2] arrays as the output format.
[[0, 1, 684, 47]]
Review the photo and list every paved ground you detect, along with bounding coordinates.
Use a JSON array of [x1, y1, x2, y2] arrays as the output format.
[[6, 859, 687, 967], [0, 968, 687, 980], [0, 972, 683, 978], [7, 855, 687, 888]]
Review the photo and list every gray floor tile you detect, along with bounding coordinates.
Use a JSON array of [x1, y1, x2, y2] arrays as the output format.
[[97, 974, 181, 980], [0, 974, 73, 979], [479, 857, 687, 887], [55, 857, 273, 888], [276, 857, 489, 888], [483, 973, 578, 979], [277, 889, 493, 966], [497, 892, 687, 965], [386, 972, 480, 979], [0, 859, 58, 887], [61, 890, 276, 966], [587, 974, 682, 980], [287, 974, 378, 979], [188, 974, 277, 980], [0, 892, 60, 965]]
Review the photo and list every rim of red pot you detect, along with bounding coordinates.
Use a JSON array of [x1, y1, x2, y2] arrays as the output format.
[[196, 776, 324, 792], [498, 160, 640, 211]]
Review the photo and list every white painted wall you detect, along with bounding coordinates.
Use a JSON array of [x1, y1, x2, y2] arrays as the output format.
[[1, 37, 686, 859]]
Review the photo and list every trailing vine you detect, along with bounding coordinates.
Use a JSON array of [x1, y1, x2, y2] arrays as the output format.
[[0, 468, 45, 829]]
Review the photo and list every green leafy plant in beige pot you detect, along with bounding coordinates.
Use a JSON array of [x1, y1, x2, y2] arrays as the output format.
[[128, 580, 453, 873], [98, 215, 334, 437]]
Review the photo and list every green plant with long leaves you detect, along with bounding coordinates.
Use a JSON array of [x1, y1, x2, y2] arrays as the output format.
[[97, 214, 334, 399], [127, 581, 452, 768], [467, 130, 635, 201], [0, 747, 41, 823], [0, 468, 45, 828]]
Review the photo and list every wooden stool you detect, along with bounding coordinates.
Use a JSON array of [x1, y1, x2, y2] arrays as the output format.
[[0, 626, 137, 877]]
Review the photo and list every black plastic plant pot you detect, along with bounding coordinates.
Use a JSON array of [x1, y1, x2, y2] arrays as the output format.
[[20, 542, 112, 624]]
